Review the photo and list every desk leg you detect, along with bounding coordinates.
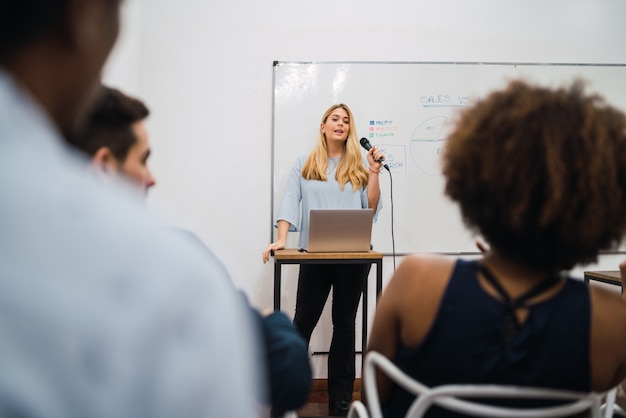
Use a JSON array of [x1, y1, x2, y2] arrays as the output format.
[[362, 272, 368, 369], [274, 261, 281, 311], [376, 259, 382, 300], [362, 259, 383, 368]]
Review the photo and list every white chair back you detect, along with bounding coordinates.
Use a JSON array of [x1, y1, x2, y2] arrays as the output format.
[[350, 351, 608, 418]]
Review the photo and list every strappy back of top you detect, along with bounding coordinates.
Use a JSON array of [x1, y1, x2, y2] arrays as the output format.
[[477, 263, 562, 344]]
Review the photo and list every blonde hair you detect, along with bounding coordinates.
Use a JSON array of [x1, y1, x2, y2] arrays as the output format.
[[301, 104, 368, 191]]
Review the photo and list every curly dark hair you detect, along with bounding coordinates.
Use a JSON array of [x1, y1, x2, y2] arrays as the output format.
[[442, 79, 626, 272]]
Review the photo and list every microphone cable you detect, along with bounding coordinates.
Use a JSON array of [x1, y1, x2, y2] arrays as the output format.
[[384, 168, 396, 272], [360, 137, 396, 271]]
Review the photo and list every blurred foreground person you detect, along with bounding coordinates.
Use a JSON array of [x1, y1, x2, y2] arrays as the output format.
[[366, 80, 626, 418], [0, 1, 261, 417]]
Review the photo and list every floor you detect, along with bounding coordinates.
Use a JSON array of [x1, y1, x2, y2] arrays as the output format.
[[296, 402, 332, 417], [295, 379, 361, 417]]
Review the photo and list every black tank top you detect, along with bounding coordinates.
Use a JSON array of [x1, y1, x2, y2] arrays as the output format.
[[383, 259, 591, 418]]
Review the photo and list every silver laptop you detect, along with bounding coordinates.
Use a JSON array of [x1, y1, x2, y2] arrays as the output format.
[[306, 209, 374, 252]]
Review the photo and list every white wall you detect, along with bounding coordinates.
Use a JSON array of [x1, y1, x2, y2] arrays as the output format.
[[104, 0, 626, 378]]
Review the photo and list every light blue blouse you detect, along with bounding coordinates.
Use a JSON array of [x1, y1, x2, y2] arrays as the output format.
[[275, 154, 382, 249]]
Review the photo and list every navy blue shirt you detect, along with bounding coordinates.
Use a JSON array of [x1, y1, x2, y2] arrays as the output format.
[[384, 259, 591, 418]]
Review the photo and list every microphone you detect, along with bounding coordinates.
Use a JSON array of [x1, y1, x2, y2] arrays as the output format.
[[360, 137, 390, 171]]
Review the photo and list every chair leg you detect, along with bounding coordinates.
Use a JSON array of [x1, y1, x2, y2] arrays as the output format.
[[347, 400, 369, 418], [603, 388, 617, 418]]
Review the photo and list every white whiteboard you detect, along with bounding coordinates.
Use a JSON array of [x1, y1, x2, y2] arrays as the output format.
[[271, 62, 626, 254]]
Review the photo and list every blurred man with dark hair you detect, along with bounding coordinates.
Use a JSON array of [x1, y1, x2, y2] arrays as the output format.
[[0, 1, 261, 417], [69, 85, 156, 194]]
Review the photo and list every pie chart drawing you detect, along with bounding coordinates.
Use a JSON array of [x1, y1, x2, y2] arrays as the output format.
[[409, 116, 454, 176]]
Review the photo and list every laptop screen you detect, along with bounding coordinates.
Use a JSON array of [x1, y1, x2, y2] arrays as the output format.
[[306, 209, 374, 252]]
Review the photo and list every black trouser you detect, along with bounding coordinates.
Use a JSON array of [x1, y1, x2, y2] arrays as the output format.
[[293, 263, 371, 403]]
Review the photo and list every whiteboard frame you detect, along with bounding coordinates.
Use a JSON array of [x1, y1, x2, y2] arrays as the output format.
[[271, 61, 626, 255]]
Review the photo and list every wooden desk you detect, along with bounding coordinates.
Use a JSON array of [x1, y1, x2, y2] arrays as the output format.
[[583, 270, 622, 291], [273, 249, 384, 364]]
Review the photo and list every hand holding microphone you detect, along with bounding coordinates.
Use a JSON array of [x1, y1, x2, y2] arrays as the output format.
[[360, 137, 390, 171]]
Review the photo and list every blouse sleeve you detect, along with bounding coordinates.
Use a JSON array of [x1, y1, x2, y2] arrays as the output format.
[[362, 157, 383, 223], [274, 156, 304, 232]]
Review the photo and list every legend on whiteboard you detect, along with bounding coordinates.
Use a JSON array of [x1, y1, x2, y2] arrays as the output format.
[[368, 119, 398, 139]]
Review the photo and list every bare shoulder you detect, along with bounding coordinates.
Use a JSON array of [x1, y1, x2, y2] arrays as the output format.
[[378, 254, 457, 348], [383, 254, 457, 311], [396, 254, 456, 276], [391, 253, 457, 285], [590, 285, 626, 334], [589, 285, 626, 388]]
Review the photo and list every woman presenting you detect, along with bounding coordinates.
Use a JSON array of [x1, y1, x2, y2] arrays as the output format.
[[263, 103, 384, 416]]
